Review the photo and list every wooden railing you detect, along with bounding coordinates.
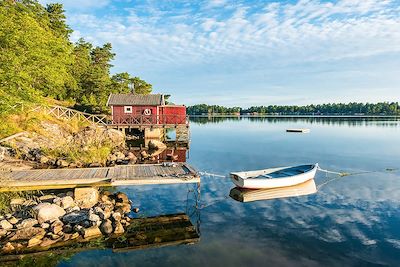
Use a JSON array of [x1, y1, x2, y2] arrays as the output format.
[[32, 105, 188, 127], [111, 114, 189, 126], [34, 105, 109, 126]]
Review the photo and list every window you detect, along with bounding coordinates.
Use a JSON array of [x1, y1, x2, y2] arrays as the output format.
[[124, 106, 132, 114]]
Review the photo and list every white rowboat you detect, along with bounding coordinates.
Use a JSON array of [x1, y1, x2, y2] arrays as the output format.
[[230, 163, 318, 189]]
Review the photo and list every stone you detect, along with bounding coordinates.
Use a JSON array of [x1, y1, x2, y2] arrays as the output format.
[[47, 233, 61, 240], [115, 203, 131, 214], [66, 191, 74, 197], [63, 224, 73, 234], [39, 195, 56, 203], [60, 196, 75, 209], [27, 237, 42, 247], [113, 221, 124, 234], [89, 162, 101, 167], [88, 212, 101, 223], [100, 219, 113, 235], [10, 227, 45, 241], [40, 238, 58, 247], [81, 220, 92, 228], [0, 228, 8, 237], [65, 206, 80, 213], [133, 208, 139, 213], [127, 152, 137, 163], [0, 220, 13, 230], [10, 198, 26, 206], [62, 210, 89, 224], [41, 223, 50, 229], [98, 209, 111, 220], [111, 212, 122, 222], [108, 154, 117, 162], [74, 187, 99, 209], [115, 192, 129, 203], [39, 156, 49, 164], [33, 203, 66, 224], [115, 151, 125, 160], [16, 218, 38, 229], [8, 217, 19, 225], [140, 150, 148, 158], [56, 159, 69, 168], [63, 233, 72, 241], [51, 220, 64, 234], [82, 226, 102, 239], [71, 232, 80, 239], [2, 242, 15, 253]]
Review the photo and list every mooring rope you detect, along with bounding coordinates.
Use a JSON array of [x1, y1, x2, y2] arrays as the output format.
[[199, 171, 227, 178]]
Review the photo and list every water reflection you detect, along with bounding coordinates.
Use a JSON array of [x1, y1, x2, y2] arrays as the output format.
[[229, 179, 317, 203], [190, 116, 400, 127]]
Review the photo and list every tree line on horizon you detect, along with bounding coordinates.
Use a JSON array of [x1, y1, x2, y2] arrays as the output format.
[[187, 102, 400, 115], [0, 0, 152, 114]]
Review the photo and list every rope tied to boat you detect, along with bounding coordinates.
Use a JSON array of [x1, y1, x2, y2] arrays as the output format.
[[316, 166, 350, 177], [199, 171, 227, 178]]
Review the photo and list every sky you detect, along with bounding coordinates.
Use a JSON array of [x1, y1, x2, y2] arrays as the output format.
[[39, 0, 400, 107]]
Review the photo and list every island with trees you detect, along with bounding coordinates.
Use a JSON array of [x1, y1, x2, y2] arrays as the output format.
[[187, 102, 400, 116]]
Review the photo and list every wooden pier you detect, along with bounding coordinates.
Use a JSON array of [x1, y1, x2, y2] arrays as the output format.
[[0, 163, 199, 191]]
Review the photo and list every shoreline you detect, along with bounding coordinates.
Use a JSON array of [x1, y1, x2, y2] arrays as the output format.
[[189, 115, 400, 118]]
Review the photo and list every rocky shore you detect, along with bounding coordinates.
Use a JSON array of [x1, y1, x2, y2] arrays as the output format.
[[0, 188, 138, 255]]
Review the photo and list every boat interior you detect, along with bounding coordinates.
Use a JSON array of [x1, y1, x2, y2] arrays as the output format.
[[253, 165, 314, 179]]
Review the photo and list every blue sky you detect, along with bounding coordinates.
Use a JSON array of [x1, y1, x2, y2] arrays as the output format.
[[40, 0, 400, 107]]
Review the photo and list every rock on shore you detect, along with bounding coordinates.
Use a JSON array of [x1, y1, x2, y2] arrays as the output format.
[[0, 189, 136, 254]]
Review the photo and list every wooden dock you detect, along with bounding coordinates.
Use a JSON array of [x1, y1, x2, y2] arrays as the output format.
[[0, 163, 199, 191]]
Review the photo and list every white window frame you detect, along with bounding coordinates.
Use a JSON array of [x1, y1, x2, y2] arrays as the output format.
[[124, 106, 132, 114]]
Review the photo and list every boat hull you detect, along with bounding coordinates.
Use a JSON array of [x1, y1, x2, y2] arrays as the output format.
[[230, 164, 318, 189]]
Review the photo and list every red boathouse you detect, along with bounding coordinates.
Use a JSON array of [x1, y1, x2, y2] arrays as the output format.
[[106, 93, 188, 127]]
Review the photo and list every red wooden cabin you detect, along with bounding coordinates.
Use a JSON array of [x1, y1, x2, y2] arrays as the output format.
[[107, 93, 187, 126]]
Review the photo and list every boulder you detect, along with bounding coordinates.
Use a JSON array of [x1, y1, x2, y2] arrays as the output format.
[[33, 203, 66, 224], [71, 232, 80, 239], [0, 228, 8, 237], [106, 129, 125, 147], [51, 220, 64, 234], [115, 151, 125, 161], [27, 236, 43, 247], [2, 242, 15, 253], [0, 220, 13, 230], [113, 221, 124, 234], [111, 212, 122, 222], [56, 159, 69, 168], [39, 195, 56, 203], [16, 219, 38, 229], [63, 224, 73, 234], [8, 217, 19, 225], [74, 187, 99, 209], [60, 196, 75, 209], [133, 207, 140, 213], [39, 156, 49, 164], [10, 227, 45, 241], [100, 219, 113, 235], [62, 210, 89, 224], [40, 223, 50, 229], [88, 212, 101, 223], [115, 203, 131, 214], [10, 198, 26, 206], [127, 152, 137, 163], [115, 192, 129, 203], [82, 226, 102, 239], [40, 238, 59, 247]]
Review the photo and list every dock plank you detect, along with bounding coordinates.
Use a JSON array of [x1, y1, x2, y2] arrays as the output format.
[[0, 163, 199, 191]]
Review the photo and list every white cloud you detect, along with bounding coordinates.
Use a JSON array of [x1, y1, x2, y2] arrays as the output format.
[[62, 0, 400, 104]]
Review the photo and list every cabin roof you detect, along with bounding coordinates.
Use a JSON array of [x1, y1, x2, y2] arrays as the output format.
[[107, 94, 164, 106]]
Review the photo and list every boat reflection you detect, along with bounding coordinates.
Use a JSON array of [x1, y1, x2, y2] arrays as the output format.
[[229, 179, 317, 203]]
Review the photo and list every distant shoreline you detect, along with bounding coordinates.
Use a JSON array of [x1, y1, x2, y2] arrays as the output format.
[[189, 115, 400, 118]]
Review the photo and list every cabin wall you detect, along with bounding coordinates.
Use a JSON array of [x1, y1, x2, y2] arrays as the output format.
[[112, 105, 158, 124], [159, 106, 187, 124]]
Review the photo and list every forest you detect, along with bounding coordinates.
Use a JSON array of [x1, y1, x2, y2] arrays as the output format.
[[187, 102, 400, 115], [0, 0, 152, 115]]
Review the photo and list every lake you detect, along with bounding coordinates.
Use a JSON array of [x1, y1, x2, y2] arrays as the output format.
[[59, 117, 400, 267]]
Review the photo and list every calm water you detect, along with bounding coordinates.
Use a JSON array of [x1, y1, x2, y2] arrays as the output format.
[[60, 118, 400, 267]]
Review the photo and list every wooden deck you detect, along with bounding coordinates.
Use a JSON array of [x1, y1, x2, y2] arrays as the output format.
[[0, 163, 199, 191]]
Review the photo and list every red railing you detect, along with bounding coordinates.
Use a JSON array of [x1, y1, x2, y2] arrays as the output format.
[[110, 114, 188, 126]]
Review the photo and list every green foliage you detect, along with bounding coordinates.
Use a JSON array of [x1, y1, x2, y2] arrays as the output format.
[[187, 102, 400, 116], [0, 0, 153, 115]]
